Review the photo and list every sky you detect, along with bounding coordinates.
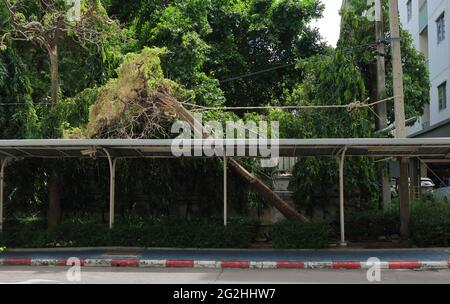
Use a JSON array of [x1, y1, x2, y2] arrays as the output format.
[[311, 0, 342, 47]]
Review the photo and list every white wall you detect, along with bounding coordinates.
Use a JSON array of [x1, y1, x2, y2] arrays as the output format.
[[427, 0, 449, 126], [400, 0, 421, 48], [401, 0, 450, 135]]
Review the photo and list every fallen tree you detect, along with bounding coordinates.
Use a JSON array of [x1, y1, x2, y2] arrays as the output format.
[[67, 47, 308, 222]]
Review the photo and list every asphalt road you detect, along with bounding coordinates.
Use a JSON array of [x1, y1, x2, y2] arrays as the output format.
[[0, 267, 449, 284]]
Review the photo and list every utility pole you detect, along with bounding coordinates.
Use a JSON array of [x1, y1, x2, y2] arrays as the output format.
[[374, 0, 391, 210], [388, 0, 410, 237]]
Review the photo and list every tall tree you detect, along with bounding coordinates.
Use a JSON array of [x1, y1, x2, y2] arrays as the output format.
[[104, 0, 326, 108], [1, 0, 119, 227], [1, 0, 116, 106]]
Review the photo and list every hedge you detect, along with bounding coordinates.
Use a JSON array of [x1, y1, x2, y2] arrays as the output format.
[[411, 202, 450, 247], [344, 210, 400, 241], [0, 217, 258, 249], [271, 221, 330, 249], [3, 201, 450, 249]]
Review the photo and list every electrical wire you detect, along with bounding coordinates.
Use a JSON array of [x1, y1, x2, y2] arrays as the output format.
[[219, 63, 296, 84]]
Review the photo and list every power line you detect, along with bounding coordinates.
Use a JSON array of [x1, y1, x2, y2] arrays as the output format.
[[219, 63, 295, 84], [218, 39, 395, 84]]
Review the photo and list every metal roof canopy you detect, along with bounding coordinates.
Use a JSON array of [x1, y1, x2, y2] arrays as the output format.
[[2, 137, 450, 245], [0, 138, 450, 159]]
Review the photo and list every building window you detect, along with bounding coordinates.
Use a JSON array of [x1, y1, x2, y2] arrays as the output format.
[[437, 13, 445, 44], [407, 0, 412, 22], [438, 82, 447, 111]]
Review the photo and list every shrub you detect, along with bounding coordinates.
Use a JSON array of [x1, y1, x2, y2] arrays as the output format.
[[0, 217, 258, 249], [344, 210, 400, 241], [411, 201, 450, 247], [138, 218, 258, 248], [271, 221, 330, 249], [47, 222, 111, 247]]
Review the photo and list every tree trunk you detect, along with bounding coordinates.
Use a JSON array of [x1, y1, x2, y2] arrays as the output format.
[[48, 163, 61, 228], [227, 158, 309, 222], [49, 45, 59, 106], [47, 45, 61, 228]]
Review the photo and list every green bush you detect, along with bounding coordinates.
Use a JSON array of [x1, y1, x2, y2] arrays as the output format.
[[271, 221, 330, 249], [137, 218, 258, 248], [411, 201, 450, 247], [0, 217, 258, 249], [345, 210, 400, 241], [47, 222, 111, 247]]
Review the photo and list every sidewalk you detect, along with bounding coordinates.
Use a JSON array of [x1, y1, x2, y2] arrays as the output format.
[[1, 248, 450, 270]]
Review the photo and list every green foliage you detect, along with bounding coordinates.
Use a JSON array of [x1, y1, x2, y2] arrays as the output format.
[[0, 41, 34, 139], [112, 0, 325, 108], [0, 217, 258, 248], [411, 201, 450, 247], [340, 0, 430, 119], [344, 210, 400, 241], [271, 221, 330, 249], [337, 201, 450, 247], [284, 52, 379, 212]]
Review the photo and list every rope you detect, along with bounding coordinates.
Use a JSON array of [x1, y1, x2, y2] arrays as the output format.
[[184, 96, 399, 112]]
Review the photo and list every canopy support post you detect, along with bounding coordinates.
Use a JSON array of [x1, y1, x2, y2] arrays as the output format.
[[0, 158, 10, 233], [224, 155, 228, 227], [338, 147, 348, 247], [103, 149, 117, 229]]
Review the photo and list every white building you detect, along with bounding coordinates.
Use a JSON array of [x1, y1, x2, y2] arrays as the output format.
[[400, 0, 450, 138]]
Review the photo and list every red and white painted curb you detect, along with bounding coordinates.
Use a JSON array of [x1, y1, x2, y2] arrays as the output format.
[[0, 258, 449, 270]]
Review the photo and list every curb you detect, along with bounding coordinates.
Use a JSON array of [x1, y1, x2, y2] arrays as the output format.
[[0, 258, 449, 270]]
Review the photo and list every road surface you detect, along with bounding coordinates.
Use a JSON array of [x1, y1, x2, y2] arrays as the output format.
[[0, 267, 449, 284]]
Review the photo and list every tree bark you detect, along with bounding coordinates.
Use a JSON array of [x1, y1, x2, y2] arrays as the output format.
[[227, 158, 309, 222], [47, 45, 61, 228], [49, 45, 59, 106]]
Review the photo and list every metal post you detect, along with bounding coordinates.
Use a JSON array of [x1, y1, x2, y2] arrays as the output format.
[[0, 158, 9, 233], [103, 149, 117, 229], [399, 157, 410, 237], [339, 148, 348, 247], [223, 155, 228, 227]]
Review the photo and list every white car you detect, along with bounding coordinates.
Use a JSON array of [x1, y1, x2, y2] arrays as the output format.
[[391, 177, 436, 194], [421, 177, 436, 189], [421, 178, 436, 193]]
